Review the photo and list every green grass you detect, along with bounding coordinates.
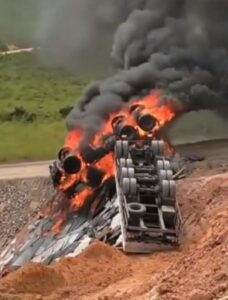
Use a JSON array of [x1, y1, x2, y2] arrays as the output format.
[[0, 53, 86, 120], [0, 53, 87, 162], [0, 122, 67, 162], [1, 53, 227, 162]]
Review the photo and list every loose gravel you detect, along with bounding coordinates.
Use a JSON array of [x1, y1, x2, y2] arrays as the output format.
[[0, 177, 54, 250]]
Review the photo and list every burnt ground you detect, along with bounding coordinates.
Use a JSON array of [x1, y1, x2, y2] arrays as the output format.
[[0, 139, 227, 300]]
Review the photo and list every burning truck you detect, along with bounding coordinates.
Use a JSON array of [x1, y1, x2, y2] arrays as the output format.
[[0, 92, 182, 274], [49, 92, 182, 253]]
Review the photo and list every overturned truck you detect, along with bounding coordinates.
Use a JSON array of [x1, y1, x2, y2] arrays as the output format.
[[49, 107, 182, 253], [0, 108, 182, 275], [115, 138, 181, 253], [50, 134, 181, 254]]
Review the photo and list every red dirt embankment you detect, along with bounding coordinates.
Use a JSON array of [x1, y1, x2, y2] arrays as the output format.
[[0, 173, 227, 300]]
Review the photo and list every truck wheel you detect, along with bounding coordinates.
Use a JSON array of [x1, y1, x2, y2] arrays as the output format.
[[166, 170, 173, 180], [126, 158, 133, 168], [123, 178, 130, 195], [169, 180, 176, 198], [161, 180, 176, 198], [120, 167, 128, 179], [163, 160, 171, 170], [128, 167, 135, 178], [128, 203, 146, 218], [115, 141, 123, 158], [151, 141, 159, 155], [159, 170, 167, 180], [119, 158, 127, 168], [130, 178, 137, 195], [161, 180, 170, 198], [157, 160, 164, 170], [159, 170, 173, 180], [158, 141, 165, 156], [122, 141, 129, 158]]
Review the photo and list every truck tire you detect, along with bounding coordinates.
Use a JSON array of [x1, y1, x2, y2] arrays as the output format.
[[130, 178, 137, 195], [115, 141, 123, 158], [123, 178, 130, 194], [122, 141, 129, 158], [166, 170, 174, 180], [161, 180, 170, 198], [159, 170, 167, 180], [151, 140, 165, 156], [157, 160, 164, 170], [151, 141, 159, 155], [159, 170, 173, 180], [128, 203, 146, 218], [158, 141, 165, 156], [119, 158, 127, 168], [128, 167, 135, 178], [161, 180, 176, 198], [120, 167, 128, 179], [126, 158, 133, 168], [169, 180, 176, 197], [163, 160, 171, 170]]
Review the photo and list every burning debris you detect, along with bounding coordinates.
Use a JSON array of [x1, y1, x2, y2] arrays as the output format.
[[43, 0, 228, 240], [9, 0, 228, 275], [46, 92, 182, 251], [62, 0, 228, 140], [48, 92, 176, 228], [0, 92, 182, 275], [43, 0, 228, 230]]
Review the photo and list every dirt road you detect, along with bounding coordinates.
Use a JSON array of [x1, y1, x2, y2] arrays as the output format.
[[0, 48, 34, 56], [176, 138, 228, 162], [0, 161, 52, 180], [0, 138, 227, 180]]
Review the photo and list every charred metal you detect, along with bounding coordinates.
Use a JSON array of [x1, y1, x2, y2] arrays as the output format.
[[131, 104, 158, 132], [112, 115, 138, 140], [62, 154, 82, 174]]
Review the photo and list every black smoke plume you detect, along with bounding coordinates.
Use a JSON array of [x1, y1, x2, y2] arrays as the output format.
[[58, 0, 228, 141], [37, 0, 137, 77]]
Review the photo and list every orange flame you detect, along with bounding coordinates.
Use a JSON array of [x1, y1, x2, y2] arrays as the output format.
[[50, 91, 178, 232], [71, 188, 94, 211], [52, 218, 66, 233], [95, 152, 115, 182], [137, 92, 175, 127], [65, 128, 83, 150]]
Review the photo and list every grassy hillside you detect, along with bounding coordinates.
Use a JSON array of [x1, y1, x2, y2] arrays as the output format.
[[0, 53, 86, 162], [1, 53, 227, 162]]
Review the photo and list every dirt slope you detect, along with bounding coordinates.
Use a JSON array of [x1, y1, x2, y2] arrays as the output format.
[[0, 173, 227, 300]]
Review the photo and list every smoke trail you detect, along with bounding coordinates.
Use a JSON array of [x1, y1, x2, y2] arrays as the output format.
[[39, 0, 228, 140], [67, 0, 228, 134], [37, 0, 138, 77]]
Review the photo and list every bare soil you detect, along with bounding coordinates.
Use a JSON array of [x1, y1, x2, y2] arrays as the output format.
[[0, 139, 227, 300], [0, 173, 227, 299]]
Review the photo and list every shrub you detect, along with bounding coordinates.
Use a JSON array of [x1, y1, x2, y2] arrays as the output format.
[[59, 106, 73, 118]]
